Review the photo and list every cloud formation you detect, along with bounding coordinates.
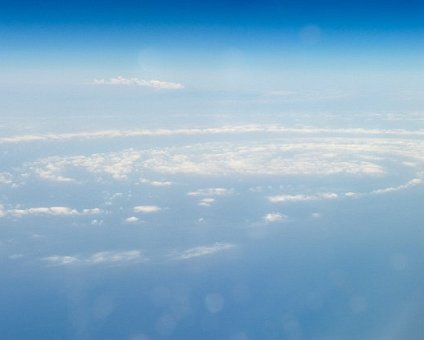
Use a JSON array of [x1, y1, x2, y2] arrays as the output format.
[[1, 206, 102, 218], [133, 205, 161, 213], [269, 193, 338, 203], [264, 212, 288, 223], [43, 250, 144, 266], [172, 242, 236, 260], [93, 76, 184, 90]]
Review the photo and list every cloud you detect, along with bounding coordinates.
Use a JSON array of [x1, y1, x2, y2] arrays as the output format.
[[86, 251, 142, 265], [3, 124, 424, 145], [198, 198, 215, 207], [344, 176, 423, 198], [93, 76, 184, 90], [172, 242, 236, 260], [4, 206, 102, 218], [133, 205, 161, 213], [44, 255, 79, 266], [125, 216, 140, 223], [43, 250, 144, 266], [264, 213, 288, 223], [269, 193, 338, 203], [188, 188, 234, 197]]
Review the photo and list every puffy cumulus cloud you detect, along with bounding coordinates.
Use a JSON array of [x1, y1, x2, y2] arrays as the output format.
[[172, 242, 236, 260], [264, 212, 288, 223], [43, 250, 144, 267], [93, 76, 184, 90], [32, 149, 141, 182], [269, 193, 338, 203], [187, 188, 234, 197], [133, 205, 161, 213], [3, 206, 102, 218]]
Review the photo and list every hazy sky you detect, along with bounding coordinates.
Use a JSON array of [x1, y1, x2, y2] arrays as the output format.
[[1, 0, 424, 118]]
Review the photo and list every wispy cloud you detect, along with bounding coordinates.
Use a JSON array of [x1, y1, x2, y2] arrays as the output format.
[[187, 188, 234, 197], [133, 205, 161, 213], [3, 124, 424, 145], [171, 242, 236, 260], [198, 198, 215, 207], [93, 76, 184, 90], [2, 206, 102, 218], [269, 193, 338, 203], [43, 250, 144, 267], [264, 212, 288, 223]]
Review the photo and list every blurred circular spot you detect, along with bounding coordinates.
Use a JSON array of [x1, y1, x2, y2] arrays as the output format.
[[92, 296, 114, 320], [299, 25, 322, 44], [151, 286, 172, 307], [232, 284, 250, 303], [390, 254, 409, 271], [156, 314, 177, 336], [282, 314, 302, 339], [205, 293, 225, 314], [349, 295, 368, 313], [129, 334, 150, 340], [230, 331, 249, 340]]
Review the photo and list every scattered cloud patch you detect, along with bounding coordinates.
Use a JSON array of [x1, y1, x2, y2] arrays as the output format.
[[133, 205, 161, 213], [264, 213, 287, 223], [269, 193, 338, 203], [3, 206, 102, 218], [198, 198, 215, 207], [125, 216, 140, 224], [93, 76, 184, 90], [43, 250, 144, 267], [44, 255, 79, 266], [172, 242, 236, 260], [86, 250, 143, 265], [188, 188, 234, 196]]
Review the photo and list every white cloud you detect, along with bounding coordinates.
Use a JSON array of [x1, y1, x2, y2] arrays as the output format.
[[43, 250, 144, 266], [3, 206, 102, 218], [86, 250, 142, 265], [172, 242, 236, 260], [133, 205, 161, 213], [3, 124, 424, 145], [264, 213, 288, 223], [269, 193, 338, 203], [0, 172, 14, 185], [188, 188, 234, 197], [93, 76, 184, 90], [125, 216, 140, 223], [44, 255, 79, 266], [344, 176, 423, 198], [198, 198, 215, 207]]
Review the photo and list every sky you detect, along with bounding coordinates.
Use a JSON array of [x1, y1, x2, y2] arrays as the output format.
[[1, 1, 424, 339], [1, 0, 424, 118]]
